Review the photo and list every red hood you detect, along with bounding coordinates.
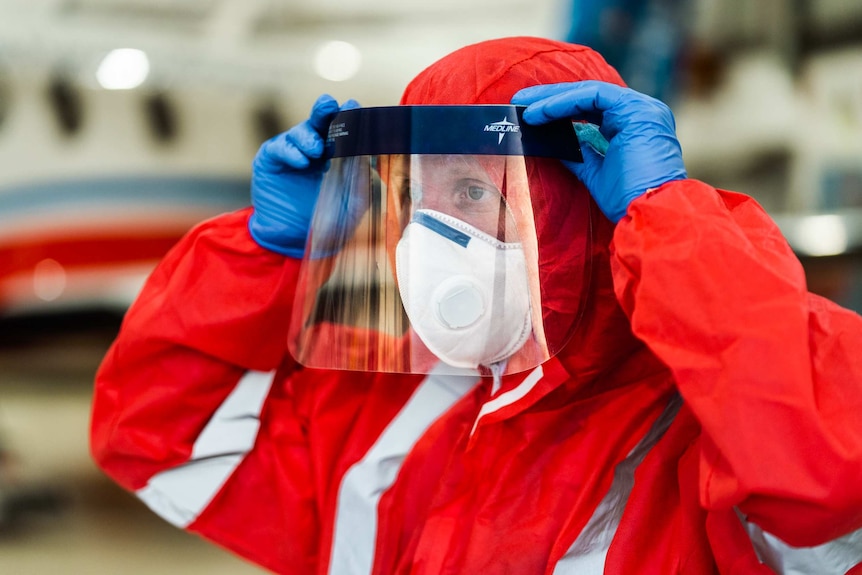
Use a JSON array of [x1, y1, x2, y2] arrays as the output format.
[[401, 36, 643, 384]]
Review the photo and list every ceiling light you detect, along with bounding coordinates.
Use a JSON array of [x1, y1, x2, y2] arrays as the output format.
[[314, 41, 361, 82], [96, 48, 151, 90], [796, 214, 848, 256]]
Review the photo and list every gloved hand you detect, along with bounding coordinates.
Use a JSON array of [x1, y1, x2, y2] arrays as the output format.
[[249, 94, 360, 257], [512, 80, 687, 223]]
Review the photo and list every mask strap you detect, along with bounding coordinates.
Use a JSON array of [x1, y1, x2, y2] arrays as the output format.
[[489, 359, 508, 395]]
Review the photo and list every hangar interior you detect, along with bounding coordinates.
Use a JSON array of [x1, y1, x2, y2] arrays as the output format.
[[0, 0, 860, 573]]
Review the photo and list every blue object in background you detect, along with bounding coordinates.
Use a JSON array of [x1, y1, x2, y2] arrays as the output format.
[[563, 0, 691, 104]]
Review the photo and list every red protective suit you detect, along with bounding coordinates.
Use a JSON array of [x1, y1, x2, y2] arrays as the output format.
[[90, 38, 862, 574]]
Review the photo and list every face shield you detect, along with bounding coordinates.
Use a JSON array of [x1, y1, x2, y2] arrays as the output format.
[[288, 105, 591, 376]]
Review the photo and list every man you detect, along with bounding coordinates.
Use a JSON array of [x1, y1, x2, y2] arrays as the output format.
[[90, 36, 862, 574]]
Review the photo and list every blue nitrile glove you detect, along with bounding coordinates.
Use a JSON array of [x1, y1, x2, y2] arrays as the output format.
[[248, 94, 360, 257], [512, 80, 687, 223], [309, 154, 375, 258]]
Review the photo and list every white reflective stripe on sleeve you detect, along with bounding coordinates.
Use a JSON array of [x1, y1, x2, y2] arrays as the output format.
[[746, 518, 862, 575], [328, 364, 479, 575], [470, 364, 544, 435], [136, 369, 276, 528]]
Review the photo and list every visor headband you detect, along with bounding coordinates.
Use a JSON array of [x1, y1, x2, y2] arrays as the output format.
[[326, 105, 583, 162]]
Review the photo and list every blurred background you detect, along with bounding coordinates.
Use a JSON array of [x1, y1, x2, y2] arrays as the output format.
[[0, 0, 860, 573]]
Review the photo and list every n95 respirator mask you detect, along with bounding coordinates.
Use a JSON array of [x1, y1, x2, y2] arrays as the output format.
[[395, 209, 532, 369]]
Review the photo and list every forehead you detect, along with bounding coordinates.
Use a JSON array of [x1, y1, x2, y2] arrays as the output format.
[[387, 154, 503, 181]]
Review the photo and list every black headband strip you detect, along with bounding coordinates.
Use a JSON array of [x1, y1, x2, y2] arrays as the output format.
[[326, 105, 583, 162]]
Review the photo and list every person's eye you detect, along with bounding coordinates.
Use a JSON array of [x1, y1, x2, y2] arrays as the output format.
[[467, 185, 487, 201], [458, 181, 500, 207]]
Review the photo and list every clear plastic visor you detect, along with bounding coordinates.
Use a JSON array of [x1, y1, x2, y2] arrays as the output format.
[[287, 105, 587, 376]]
